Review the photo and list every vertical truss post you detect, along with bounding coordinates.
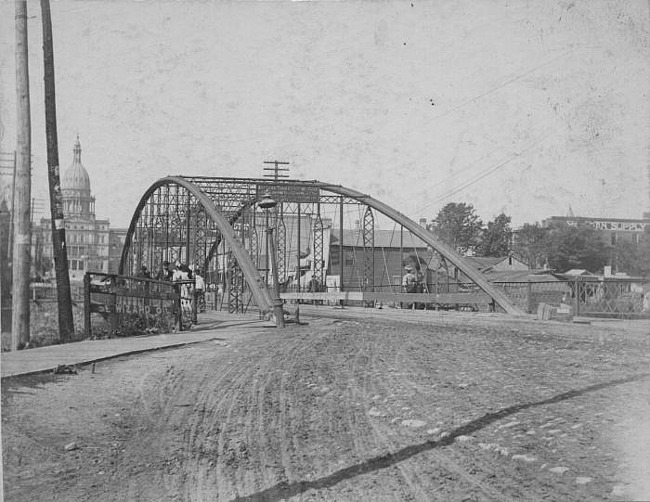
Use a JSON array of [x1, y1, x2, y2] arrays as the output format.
[[297, 203, 301, 292], [185, 190, 192, 265], [276, 203, 286, 282], [192, 205, 208, 273], [339, 196, 344, 292], [313, 202, 324, 288], [227, 250, 243, 313], [249, 205, 259, 270], [163, 186, 170, 264], [363, 205, 374, 292]]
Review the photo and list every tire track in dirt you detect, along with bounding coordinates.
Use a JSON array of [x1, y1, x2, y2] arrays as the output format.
[[355, 323, 518, 502], [5, 311, 648, 502], [178, 324, 334, 500]]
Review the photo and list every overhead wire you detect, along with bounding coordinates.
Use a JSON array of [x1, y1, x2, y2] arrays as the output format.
[[420, 127, 557, 211]]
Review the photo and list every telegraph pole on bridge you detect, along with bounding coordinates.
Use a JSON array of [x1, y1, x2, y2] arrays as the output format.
[[263, 160, 290, 182]]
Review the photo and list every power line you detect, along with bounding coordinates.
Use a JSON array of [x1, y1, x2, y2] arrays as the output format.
[[424, 49, 577, 127], [419, 128, 556, 213]]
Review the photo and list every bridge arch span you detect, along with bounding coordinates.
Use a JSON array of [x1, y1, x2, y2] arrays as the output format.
[[119, 176, 521, 315], [119, 176, 273, 312]]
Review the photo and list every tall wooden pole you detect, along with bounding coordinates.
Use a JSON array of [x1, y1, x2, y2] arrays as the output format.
[[12, 0, 32, 351], [41, 0, 75, 342]]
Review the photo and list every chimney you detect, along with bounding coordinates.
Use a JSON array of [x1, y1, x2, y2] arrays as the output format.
[[419, 218, 427, 227]]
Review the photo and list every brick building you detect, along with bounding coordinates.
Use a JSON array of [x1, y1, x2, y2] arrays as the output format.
[[542, 215, 649, 246], [36, 137, 127, 282]]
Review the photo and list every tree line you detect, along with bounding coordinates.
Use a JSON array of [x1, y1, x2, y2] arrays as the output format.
[[427, 202, 650, 276]]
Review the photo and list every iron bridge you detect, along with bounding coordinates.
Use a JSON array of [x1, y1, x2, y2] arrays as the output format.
[[118, 176, 521, 316]]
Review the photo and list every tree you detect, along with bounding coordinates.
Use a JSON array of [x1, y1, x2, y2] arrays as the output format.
[[429, 202, 483, 254], [513, 223, 549, 268], [477, 213, 512, 257], [545, 223, 609, 273], [613, 233, 650, 276]]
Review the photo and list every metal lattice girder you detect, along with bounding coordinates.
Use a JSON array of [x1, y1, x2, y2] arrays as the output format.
[[227, 252, 244, 313], [249, 209, 260, 270], [313, 210, 324, 287], [276, 204, 287, 281], [363, 205, 374, 291]]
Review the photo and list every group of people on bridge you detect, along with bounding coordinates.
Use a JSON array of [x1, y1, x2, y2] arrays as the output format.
[[137, 260, 206, 325]]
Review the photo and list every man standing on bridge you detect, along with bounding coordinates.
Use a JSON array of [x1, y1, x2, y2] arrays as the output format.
[[402, 265, 417, 309]]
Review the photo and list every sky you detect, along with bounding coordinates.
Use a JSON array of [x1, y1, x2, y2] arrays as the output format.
[[0, 0, 648, 229]]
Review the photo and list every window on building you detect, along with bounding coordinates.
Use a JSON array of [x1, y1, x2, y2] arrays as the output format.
[[330, 248, 340, 266]]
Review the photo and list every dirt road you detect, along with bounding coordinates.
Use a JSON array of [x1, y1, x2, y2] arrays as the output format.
[[3, 310, 650, 501]]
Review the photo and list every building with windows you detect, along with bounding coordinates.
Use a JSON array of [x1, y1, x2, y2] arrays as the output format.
[[37, 137, 127, 282], [542, 215, 650, 246]]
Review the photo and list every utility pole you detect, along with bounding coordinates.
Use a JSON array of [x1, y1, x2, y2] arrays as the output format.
[[0, 152, 16, 264], [41, 0, 75, 342], [12, 0, 32, 351], [263, 160, 290, 182]]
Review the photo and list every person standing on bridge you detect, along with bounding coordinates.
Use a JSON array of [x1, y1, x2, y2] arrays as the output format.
[[402, 265, 417, 309], [173, 262, 194, 327], [193, 267, 206, 313], [157, 261, 173, 281], [137, 265, 151, 279]]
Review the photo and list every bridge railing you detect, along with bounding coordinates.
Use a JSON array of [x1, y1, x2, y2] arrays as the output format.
[[280, 284, 494, 311], [278, 278, 649, 318], [494, 278, 649, 319], [83, 272, 195, 339]]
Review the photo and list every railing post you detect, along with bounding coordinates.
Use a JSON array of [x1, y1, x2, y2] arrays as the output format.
[[526, 279, 533, 314], [83, 273, 91, 339], [175, 282, 182, 331], [143, 279, 150, 330], [574, 277, 580, 316], [192, 277, 198, 324]]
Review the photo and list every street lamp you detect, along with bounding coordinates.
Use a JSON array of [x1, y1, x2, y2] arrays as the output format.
[[258, 193, 285, 328]]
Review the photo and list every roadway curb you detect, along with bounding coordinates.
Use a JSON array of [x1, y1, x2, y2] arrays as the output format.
[[0, 335, 231, 380]]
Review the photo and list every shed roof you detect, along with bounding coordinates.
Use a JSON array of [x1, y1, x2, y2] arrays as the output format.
[[486, 269, 564, 283]]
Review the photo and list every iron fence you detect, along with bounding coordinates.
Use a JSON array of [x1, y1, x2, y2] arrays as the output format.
[[83, 272, 193, 339], [495, 279, 649, 319]]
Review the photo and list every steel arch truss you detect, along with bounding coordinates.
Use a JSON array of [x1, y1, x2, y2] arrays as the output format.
[[120, 176, 522, 315]]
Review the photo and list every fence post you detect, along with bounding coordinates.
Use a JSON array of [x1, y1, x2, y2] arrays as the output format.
[[143, 279, 150, 330], [83, 273, 91, 339], [192, 278, 197, 324], [574, 277, 580, 316], [526, 279, 533, 314], [175, 282, 182, 331]]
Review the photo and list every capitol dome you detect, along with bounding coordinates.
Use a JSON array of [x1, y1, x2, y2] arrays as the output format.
[[61, 135, 95, 219], [62, 135, 91, 193]]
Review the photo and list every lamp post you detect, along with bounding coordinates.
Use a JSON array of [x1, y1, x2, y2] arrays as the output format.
[[258, 193, 285, 328]]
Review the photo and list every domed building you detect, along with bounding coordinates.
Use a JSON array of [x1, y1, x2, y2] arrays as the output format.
[[38, 137, 126, 282]]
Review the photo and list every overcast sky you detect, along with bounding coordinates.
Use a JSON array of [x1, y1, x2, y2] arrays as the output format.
[[0, 0, 648, 228]]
